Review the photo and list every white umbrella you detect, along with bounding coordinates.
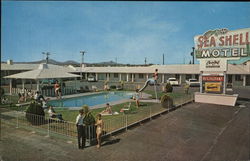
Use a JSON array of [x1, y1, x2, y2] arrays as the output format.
[[4, 63, 80, 79], [4, 63, 80, 92]]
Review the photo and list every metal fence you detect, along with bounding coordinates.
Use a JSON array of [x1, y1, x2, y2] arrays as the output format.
[[11, 87, 77, 97], [1, 93, 194, 146]]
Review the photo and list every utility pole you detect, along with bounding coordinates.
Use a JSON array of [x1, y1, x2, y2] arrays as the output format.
[[191, 47, 195, 64], [144, 57, 147, 65], [80, 51, 86, 79], [42, 52, 50, 64], [162, 54, 164, 65]]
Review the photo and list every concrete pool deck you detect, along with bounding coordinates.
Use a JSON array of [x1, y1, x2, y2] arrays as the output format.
[[47, 91, 154, 110]]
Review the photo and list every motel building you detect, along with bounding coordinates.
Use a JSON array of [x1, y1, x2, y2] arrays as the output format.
[[1, 58, 250, 90]]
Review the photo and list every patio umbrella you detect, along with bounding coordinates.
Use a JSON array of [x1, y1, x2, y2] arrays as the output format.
[[4, 63, 81, 92]]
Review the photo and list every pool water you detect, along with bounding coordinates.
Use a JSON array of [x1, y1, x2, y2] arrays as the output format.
[[48, 91, 134, 108]]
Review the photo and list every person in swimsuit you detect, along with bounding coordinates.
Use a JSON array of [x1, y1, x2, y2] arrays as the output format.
[[95, 114, 104, 148], [135, 89, 140, 108], [101, 103, 113, 115], [153, 69, 159, 81], [54, 81, 61, 99]]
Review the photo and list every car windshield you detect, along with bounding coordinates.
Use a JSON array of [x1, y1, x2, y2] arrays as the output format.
[[190, 79, 197, 82], [169, 78, 176, 81]]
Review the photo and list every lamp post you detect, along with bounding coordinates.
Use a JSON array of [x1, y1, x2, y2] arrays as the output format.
[[80, 51, 86, 79], [190, 47, 195, 64]]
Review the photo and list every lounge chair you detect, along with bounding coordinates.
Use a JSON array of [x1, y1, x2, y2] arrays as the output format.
[[101, 112, 119, 116], [120, 102, 131, 114]]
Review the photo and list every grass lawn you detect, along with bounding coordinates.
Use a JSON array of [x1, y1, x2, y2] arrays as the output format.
[[144, 90, 192, 100], [55, 101, 157, 123]]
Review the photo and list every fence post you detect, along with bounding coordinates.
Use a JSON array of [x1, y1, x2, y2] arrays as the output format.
[[16, 112, 19, 128], [47, 118, 50, 137], [150, 106, 152, 120], [125, 115, 128, 131], [168, 98, 170, 112], [181, 97, 184, 107]]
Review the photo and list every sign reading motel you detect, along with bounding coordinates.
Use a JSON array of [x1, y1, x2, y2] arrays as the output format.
[[194, 28, 250, 58]]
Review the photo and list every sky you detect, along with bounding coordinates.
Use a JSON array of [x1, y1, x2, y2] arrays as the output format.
[[2, 1, 250, 65]]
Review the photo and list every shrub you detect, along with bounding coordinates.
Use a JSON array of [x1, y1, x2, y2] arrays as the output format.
[[160, 94, 173, 109], [82, 105, 95, 125], [165, 83, 173, 93], [110, 85, 116, 89], [0, 88, 4, 99], [26, 101, 45, 125], [120, 80, 124, 87], [82, 105, 96, 141]]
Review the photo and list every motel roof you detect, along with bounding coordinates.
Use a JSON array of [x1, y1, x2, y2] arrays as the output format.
[[1, 61, 250, 75], [78, 64, 201, 74]]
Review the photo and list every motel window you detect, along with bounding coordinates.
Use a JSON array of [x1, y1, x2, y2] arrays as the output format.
[[139, 74, 144, 79], [114, 73, 119, 78], [235, 75, 243, 81], [195, 75, 199, 80], [175, 74, 179, 79]]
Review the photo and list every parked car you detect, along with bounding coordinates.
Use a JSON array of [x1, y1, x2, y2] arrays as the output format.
[[167, 78, 179, 86], [186, 79, 200, 87], [87, 76, 96, 82]]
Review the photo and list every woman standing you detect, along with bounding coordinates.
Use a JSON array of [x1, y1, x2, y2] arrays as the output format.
[[54, 81, 61, 99], [95, 114, 104, 148]]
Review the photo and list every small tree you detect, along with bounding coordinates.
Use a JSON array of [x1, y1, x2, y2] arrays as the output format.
[[82, 105, 96, 141], [165, 83, 173, 93], [160, 94, 173, 109], [26, 101, 45, 125], [82, 105, 95, 125]]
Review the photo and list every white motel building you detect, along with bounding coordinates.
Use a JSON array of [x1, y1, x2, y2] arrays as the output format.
[[1, 58, 250, 87]]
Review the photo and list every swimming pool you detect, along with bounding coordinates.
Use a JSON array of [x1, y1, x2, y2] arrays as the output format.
[[48, 91, 134, 108]]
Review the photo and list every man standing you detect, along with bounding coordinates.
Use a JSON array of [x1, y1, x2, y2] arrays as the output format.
[[76, 109, 86, 149]]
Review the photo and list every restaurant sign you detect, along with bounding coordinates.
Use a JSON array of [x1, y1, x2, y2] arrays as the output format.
[[194, 28, 250, 59], [202, 75, 224, 82]]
